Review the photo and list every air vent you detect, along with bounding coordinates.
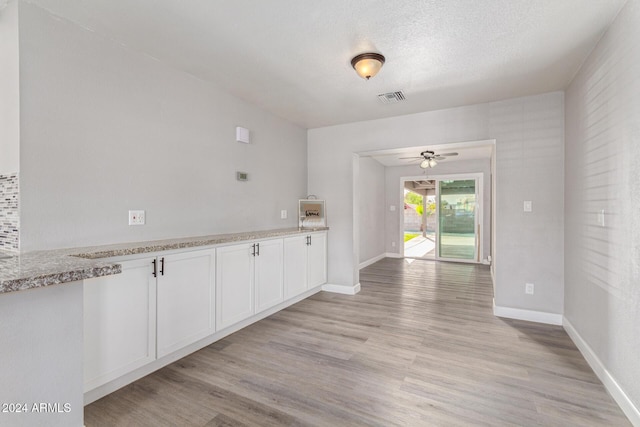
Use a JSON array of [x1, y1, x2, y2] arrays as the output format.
[[377, 91, 406, 104]]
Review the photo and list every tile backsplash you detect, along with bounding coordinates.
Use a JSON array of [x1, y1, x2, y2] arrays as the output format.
[[0, 173, 19, 251]]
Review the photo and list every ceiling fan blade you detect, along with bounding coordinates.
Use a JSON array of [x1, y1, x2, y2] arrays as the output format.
[[434, 156, 446, 160], [438, 152, 458, 157], [398, 156, 423, 160]]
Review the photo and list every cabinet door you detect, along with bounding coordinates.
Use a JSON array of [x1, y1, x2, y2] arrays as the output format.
[[157, 249, 215, 358], [307, 232, 328, 288], [283, 235, 308, 299], [84, 257, 156, 391], [216, 243, 254, 330], [255, 239, 284, 313]]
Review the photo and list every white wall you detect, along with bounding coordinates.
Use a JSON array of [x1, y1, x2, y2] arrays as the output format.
[[0, 281, 84, 427], [491, 94, 565, 315], [565, 0, 640, 414], [18, 2, 307, 251], [384, 158, 492, 259], [309, 92, 564, 314], [357, 157, 385, 264], [0, 0, 19, 174], [491, 145, 496, 278]]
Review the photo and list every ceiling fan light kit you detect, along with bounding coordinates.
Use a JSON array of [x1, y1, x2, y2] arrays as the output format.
[[420, 158, 437, 169], [420, 158, 438, 169], [399, 150, 459, 169], [351, 52, 385, 80]]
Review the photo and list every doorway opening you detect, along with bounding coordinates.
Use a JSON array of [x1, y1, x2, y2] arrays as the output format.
[[402, 174, 482, 263]]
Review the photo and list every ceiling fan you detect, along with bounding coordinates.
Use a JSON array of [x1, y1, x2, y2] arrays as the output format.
[[399, 150, 459, 168]]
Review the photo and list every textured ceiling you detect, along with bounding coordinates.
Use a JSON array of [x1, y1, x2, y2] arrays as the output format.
[[27, 0, 626, 129]]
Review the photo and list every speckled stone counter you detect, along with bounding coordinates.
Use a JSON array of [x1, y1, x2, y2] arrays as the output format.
[[0, 250, 122, 294], [0, 227, 328, 294], [71, 227, 328, 259]]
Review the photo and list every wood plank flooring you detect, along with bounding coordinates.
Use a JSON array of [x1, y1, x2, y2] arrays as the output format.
[[85, 258, 631, 426]]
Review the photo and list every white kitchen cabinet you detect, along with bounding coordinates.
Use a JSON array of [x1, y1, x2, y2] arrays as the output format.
[[83, 230, 326, 401], [283, 235, 308, 299], [307, 232, 327, 288], [156, 249, 216, 358], [84, 257, 156, 392], [216, 239, 284, 330], [216, 243, 254, 330], [284, 231, 327, 299], [254, 238, 284, 313]]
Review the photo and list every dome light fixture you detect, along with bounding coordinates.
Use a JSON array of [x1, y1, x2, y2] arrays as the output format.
[[351, 52, 385, 80]]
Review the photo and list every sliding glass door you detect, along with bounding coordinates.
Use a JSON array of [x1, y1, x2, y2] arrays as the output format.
[[437, 179, 478, 262]]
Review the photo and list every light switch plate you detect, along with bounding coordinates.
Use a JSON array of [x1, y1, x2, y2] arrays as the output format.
[[524, 201, 532, 212]]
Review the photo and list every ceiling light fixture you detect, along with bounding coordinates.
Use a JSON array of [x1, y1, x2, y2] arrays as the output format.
[[351, 52, 385, 80], [399, 150, 458, 169], [420, 158, 438, 169]]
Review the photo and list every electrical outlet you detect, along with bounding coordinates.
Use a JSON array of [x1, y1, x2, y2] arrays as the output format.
[[128, 210, 145, 226], [391, 241, 396, 248], [280, 209, 288, 219], [525, 283, 534, 295], [524, 201, 532, 212]]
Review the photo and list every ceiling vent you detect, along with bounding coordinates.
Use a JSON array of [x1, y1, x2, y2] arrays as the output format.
[[377, 91, 406, 104]]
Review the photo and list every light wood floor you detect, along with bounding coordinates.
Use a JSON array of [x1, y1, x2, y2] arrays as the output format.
[[85, 258, 630, 426]]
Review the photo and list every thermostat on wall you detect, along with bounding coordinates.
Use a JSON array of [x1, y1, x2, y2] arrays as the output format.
[[236, 126, 250, 144], [236, 171, 249, 181]]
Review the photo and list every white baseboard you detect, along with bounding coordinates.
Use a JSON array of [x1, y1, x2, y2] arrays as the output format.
[[322, 282, 361, 295], [359, 253, 386, 269], [493, 300, 563, 325], [384, 252, 402, 258], [563, 318, 640, 426]]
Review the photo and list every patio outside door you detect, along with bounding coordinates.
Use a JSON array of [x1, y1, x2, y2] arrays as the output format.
[[437, 178, 478, 262]]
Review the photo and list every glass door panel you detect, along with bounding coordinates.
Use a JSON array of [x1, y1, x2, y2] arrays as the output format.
[[437, 179, 477, 261]]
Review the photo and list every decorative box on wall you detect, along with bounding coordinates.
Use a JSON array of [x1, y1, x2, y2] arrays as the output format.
[[299, 199, 326, 229]]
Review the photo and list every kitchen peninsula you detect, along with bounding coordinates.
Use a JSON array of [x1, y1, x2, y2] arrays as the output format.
[[0, 227, 327, 427]]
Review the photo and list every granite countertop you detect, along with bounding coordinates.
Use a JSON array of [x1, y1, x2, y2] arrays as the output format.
[[0, 250, 121, 294], [0, 227, 328, 295]]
